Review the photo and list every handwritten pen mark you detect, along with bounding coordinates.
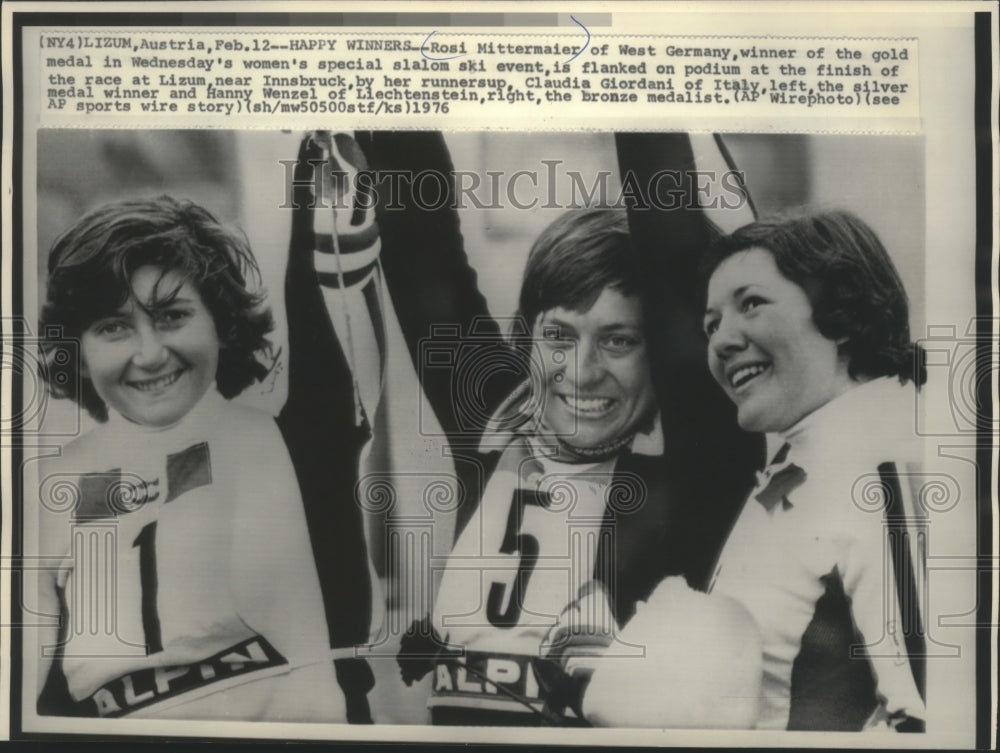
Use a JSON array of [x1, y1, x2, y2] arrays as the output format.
[[565, 15, 590, 64], [420, 30, 466, 62]]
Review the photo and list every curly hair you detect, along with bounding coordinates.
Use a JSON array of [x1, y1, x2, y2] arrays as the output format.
[[41, 195, 274, 421], [702, 209, 926, 386]]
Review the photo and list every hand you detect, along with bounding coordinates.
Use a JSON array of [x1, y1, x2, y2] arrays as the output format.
[[581, 576, 763, 728], [396, 616, 454, 686], [542, 579, 616, 667], [536, 580, 617, 720]]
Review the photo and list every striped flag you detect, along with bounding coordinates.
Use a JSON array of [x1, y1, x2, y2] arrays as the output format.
[[277, 131, 505, 722], [278, 131, 384, 722]]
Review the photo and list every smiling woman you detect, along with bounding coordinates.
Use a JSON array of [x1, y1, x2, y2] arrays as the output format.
[[40, 197, 273, 423], [80, 267, 221, 428], [700, 210, 928, 731], [704, 247, 855, 434], [401, 208, 700, 726], [518, 208, 657, 459], [535, 287, 655, 453], [34, 196, 349, 722]]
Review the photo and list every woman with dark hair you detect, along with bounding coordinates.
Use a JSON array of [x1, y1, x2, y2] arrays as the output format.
[[699, 210, 927, 731], [401, 208, 761, 727], [41, 196, 275, 422], [417, 208, 664, 725], [36, 197, 346, 721]]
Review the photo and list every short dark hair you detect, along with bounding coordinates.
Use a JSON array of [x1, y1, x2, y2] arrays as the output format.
[[518, 207, 640, 330], [702, 209, 926, 386], [41, 195, 274, 421]]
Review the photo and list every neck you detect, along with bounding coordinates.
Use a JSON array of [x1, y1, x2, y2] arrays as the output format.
[[548, 432, 636, 463], [536, 410, 655, 464]]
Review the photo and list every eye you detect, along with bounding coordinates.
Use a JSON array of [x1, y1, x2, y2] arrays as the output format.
[[155, 307, 192, 329], [604, 333, 641, 353], [741, 295, 767, 313], [91, 319, 129, 338], [703, 317, 719, 338]]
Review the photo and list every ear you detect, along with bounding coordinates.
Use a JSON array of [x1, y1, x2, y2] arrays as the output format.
[[80, 360, 90, 379]]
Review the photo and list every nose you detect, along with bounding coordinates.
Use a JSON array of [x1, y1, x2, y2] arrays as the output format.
[[564, 339, 605, 389], [131, 324, 169, 369], [710, 315, 747, 360]]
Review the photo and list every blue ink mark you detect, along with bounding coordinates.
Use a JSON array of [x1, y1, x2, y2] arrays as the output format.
[[565, 15, 590, 63], [420, 30, 466, 62]]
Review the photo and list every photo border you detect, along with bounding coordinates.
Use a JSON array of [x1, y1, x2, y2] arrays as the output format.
[[2, 2, 996, 748]]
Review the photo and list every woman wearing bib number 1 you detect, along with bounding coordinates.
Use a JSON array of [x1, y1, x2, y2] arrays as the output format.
[[35, 197, 348, 722]]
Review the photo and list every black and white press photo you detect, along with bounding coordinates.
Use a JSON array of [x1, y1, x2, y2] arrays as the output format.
[[1, 2, 994, 749], [20, 128, 953, 731]]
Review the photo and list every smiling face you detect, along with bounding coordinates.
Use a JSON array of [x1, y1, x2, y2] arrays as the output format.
[[704, 247, 854, 434], [534, 286, 656, 450], [80, 265, 220, 428]]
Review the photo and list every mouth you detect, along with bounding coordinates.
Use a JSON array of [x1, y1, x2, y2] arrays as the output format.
[[726, 362, 770, 391], [558, 394, 617, 417], [126, 369, 185, 393]]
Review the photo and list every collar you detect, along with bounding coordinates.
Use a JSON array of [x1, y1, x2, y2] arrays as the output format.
[[758, 377, 915, 508], [767, 376, 910, 462]]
